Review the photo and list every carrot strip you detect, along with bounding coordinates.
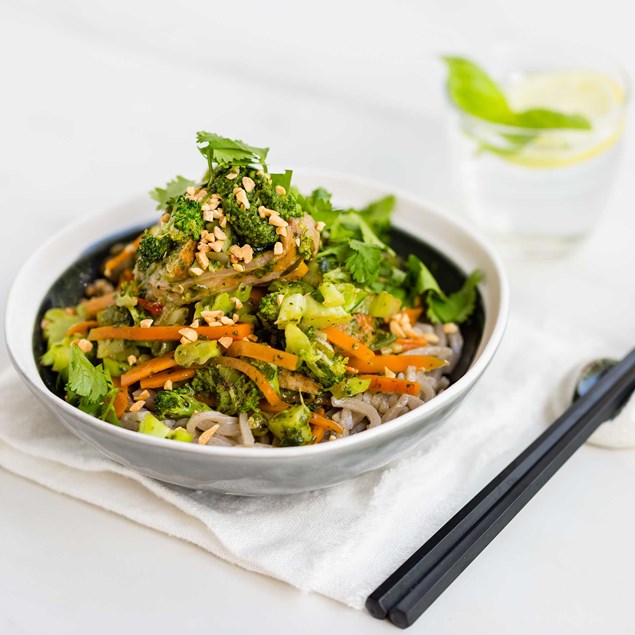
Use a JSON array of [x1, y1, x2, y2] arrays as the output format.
[[357, 375, 421, 396], [395, 337, 429, 352], [347, 354, 447, 374], [120, 353, 177, 387], [404, 307, 423, 324], [103, 233, 143, 277], [227, 341, 299, 371], [113, 387, 129, 418], [282, 261, 309, 281], [66, 320, 99, 336], [81, 292, 116, 317], [88, 323, 253, 342], [323, 326, 375, 363], [259, 400, 290, 414], [310, 412, 344, 435], [312, 425, 326, 444], [216, 357, 281, 406], [139, 367, 195, 390]]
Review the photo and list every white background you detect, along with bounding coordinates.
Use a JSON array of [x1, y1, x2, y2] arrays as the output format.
[[1, 1, 634, 633]]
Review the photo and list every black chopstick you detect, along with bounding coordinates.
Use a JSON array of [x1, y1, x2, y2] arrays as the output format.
[[367, 347, 635, 629]]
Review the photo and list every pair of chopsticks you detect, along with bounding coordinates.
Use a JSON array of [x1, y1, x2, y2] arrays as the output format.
[[367, 348, 635, 629]]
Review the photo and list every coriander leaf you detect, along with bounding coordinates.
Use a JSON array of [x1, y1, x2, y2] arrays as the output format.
[[270, 169, 293, 191], [149, 175, 196, 210], [67, 345, 109, 403], [443, 56, 513, 124], [345, 240, 382, 284], [426, 270, 483, 324], [357, 195, 395, 241], [406, 254, 442, 296], [294, 187, 340, 229], [196, 132, 269, 171]]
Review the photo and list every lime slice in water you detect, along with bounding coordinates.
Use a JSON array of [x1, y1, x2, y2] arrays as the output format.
[[502, 70, 626, 167]]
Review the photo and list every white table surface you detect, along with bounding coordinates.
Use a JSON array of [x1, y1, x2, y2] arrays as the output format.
[[1, 1, 634, 633]]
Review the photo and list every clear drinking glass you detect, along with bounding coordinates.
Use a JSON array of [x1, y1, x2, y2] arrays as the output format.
[[447, 42, 629, 257]]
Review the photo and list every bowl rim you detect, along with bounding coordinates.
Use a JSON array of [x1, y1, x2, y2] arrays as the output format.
[[5, 168, 509, 461]]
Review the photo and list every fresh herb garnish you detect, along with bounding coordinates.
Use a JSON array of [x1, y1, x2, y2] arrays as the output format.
[[149, 175, 196, 211], [443, 57, 591, 131], [196, 132, 269, 174], [345, 240, 383, 285], [407, 255, 482, 324], [66, 346, 118, 424]]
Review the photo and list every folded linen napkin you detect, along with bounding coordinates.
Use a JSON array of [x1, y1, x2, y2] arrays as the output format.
[[0, 314, 626, 609]]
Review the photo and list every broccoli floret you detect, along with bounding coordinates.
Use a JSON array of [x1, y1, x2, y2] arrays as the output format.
[[191, 365, 261, 415], [267, 404, 313, 446], [137, 232, 173, 270], [97, 304, 134, 326], [209, 167, 302, 249], [165, 196, 205, 242], [257, 292, 282, 323], [284, 324, 348, 389], [153, 386, 211, 420], [247, 409, 270, 436]]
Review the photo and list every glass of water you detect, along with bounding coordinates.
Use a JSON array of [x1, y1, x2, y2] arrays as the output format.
[[447, 42, 629, 257]]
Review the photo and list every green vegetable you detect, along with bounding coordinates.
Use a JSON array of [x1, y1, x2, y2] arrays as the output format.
[[174, 340, 221, 367], [137, 414, 194, 442], [300, 296, 350, 330], [247, 409, 270, 436], [319, 282, 345, 308], [65, 346, 118, 425], [345, 240, 383, 285], [270, 169, 293, 191], [365, 291, 402, 319], [153, 386, 211, 420], [97, 304, 134, 327], [150, 175, 197, 210], [293, 187, 339, 229], [356, 195, 395, 242], [96, 338, 140, 363], [194, 285, 251, 321], [443, 57, 591, 130], [267, 404, 313, 446], [257, 292, 282, 324], [331, 377, 372, 399], [42, 308, 81, 345], [102, 358, 130, 378], [41, 336, 75, 381], [192, 365, 261, 415], [276, 293, 306, 327], [163, 196, 205, 242], [406, 255, 482, 324], [137, 232, 173, 270], [196, 131, 269, 173], [284, 324, 347, 389]]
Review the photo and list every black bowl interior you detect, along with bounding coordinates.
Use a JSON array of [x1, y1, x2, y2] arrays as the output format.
[[34, 225, 484, 396]]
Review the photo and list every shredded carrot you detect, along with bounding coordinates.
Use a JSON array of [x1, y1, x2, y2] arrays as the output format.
[[310, 412, 344, 435], [215, 357, 281, 406], [259, 400, 290, 414], [103, 233, 143, 277], [395, 337, 429, 351], [347, 354, 447, 374], [312, 425, 326, 444], [282, 261, 309, 281], [227, 341, 299, 371], [81, 292, 116, 317], [113, 387, 129, 417], [323, 326, 375, 363], [120, 353, 177, 387], [357, 375, 421, 396], [139, 367, 196, 390], [88, 323, 253, 342], [65, 320, 99, 336], [404, 307, 423, 325]]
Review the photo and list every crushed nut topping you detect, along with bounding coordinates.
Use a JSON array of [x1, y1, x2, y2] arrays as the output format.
[[139, 319, 154, 329]]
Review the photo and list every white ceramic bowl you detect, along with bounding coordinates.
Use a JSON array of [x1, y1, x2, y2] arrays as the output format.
[[5, 170, 508, 495]]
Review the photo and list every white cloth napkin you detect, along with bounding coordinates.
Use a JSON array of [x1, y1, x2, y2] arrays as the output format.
[[0, 314, 626, 609]]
